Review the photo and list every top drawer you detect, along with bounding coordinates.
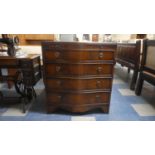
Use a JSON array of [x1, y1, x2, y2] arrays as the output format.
[[42, 42, 117, 51], [20, 57, 40, 68], [43, 50, 114, 62], [0, 59, 19, 67]]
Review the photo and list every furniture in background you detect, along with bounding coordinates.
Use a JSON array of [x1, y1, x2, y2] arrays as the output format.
[[136, 34, 147, 39], [0, 45, 42, 89], [92, 34, 99, 42], [116, 41, 141, 90], [13, 34, 55, 45], [42, 41, 117, 113], [136, 39, 155, 95], [0, 34, 21, 88], [0, 34, 20, 56], [59, 34, 77, 41], [0, 54, 42, 113], [5, 46, 42, 89]]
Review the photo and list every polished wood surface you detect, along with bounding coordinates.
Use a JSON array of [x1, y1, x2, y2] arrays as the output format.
[[7, 69, 17, 88], [42, 42, 117, 113], [45, 77, 112, 91], [47, 92, 110, 104], [43, 50, 114, 61], [45, 63, 113, 76], [116, 41, 141, 90]]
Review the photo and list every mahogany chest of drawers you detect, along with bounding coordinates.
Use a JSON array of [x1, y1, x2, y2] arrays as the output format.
[[42, 42, 117, 113]]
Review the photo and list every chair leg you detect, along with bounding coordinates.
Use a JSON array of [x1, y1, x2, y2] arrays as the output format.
[[0, 91, 3, 106], [128, 68, 130, 74], [135, 74, 144, 96], [130, 70, 138, 90]]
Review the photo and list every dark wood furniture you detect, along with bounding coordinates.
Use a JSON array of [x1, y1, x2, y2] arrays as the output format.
[[116, 41, 141, 90], [136, 34, 147, 39], [0, 34, 21, 88], [0, 54, 42, 112], [136, 39, 155, 95], [42, 41, 117, 113], [14, 34, 55, 45]]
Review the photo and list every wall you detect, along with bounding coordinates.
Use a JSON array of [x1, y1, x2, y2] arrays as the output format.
[[111, 34, 132, 41], [147, 34, 155, 39], [15, 34, 55, 45]]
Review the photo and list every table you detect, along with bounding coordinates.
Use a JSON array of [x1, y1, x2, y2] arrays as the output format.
[[0, 53, 42, 113]]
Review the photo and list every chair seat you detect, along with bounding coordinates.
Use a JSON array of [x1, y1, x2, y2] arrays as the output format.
[[135, 39, 155, 96], [143, 71, 155, 78], [142, 71, 155, 85]]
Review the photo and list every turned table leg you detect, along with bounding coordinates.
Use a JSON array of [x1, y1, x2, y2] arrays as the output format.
[[7, 69, 17, 89]]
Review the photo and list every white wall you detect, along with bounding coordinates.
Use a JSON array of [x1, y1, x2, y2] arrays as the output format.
[[59, 34, 75, 41], [76, 34, 132, 42], [111, 34, 131, 41], [147, 34, 155, 39], [54, 34, 155, 42]]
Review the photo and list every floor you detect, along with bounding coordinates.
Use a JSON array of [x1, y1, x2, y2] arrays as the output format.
[[0, 64, 155, 121]]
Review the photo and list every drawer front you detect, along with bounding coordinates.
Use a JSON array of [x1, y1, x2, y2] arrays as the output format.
[[47, 92, 110, 105], [23, 72, 41, 86], [20, 60, 32, 68], [0, 59, 19, 67], [45, 78, 112, 91], [45, 64, 113, 76], [44, 50, 114, 61], [42, 42, 117, 51]]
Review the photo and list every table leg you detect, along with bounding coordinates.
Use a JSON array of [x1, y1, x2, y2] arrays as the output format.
[[7, 69, 17, 89]]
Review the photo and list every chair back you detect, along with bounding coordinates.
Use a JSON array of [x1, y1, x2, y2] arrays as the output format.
[[142, 39, 155, 73], [116, 40, 141, 69]]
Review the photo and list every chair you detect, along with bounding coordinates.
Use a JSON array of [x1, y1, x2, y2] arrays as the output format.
[[116, 40, 141, 90], [135, 39, 155, 95]]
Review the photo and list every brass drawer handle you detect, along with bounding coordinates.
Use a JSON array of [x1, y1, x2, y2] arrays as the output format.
[[96, 81, 101, 87], [55, 51, 60, 58], [96, 95, 101, 102], [52, 95, 62, 102], [55, 45, 61, 48], [97, 67, 102, 73], [57, 95, 62, 100], [99, 52, 104, 59], [57, 80, 62, 86], [56, 66, 61, 72], [96, 95, 101, 98]]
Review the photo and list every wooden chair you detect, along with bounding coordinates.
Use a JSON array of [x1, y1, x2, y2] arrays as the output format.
[[135, 39, 155, 95]]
